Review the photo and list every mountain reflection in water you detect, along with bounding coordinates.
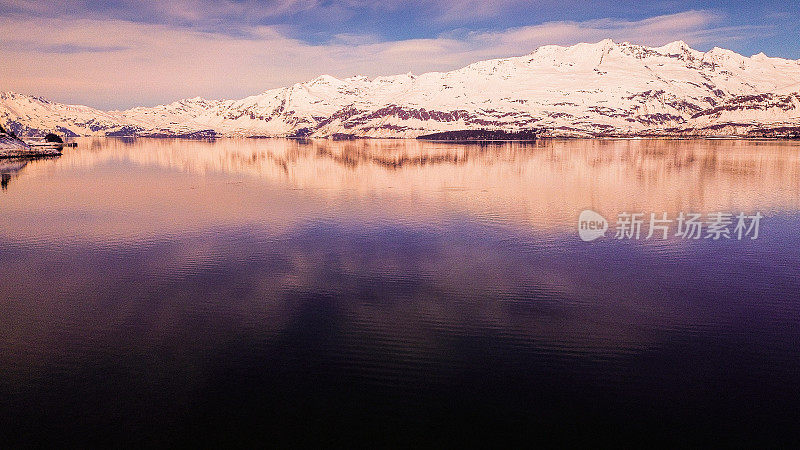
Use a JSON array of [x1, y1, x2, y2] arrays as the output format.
[[0, 138, 799, 446]]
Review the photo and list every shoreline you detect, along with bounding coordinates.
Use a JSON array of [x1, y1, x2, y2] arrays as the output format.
[[42, 135, 800, 142], [0, 146, 62, 159]]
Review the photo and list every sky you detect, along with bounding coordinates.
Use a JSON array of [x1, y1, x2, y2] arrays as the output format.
[[1, 0, 797, 109]]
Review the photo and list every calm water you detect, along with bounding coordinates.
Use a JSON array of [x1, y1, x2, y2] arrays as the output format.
[[1, 138, 800, 446]]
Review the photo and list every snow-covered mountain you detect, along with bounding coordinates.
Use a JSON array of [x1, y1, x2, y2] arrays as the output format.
[[0, 122, 29, 154], [2, 40, 800, 138]]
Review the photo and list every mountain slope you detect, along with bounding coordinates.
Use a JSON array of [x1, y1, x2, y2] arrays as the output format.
[[2, 40, 800, 138], [0, 122, 30, 155]]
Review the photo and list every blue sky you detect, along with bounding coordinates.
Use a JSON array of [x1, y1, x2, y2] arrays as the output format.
[[1, 0, 797, 108]]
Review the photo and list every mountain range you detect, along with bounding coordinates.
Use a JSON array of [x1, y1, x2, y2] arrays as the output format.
[[2, 40, 800, 139]]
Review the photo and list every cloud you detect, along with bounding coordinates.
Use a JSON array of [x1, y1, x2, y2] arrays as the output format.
[[0, 10, 771, 109], [0, 41, 129, 54], [0, 0, 321, 23], [464, 10, 770, 57], [0, 0, 565, 26], [352, 0, 540, 23]]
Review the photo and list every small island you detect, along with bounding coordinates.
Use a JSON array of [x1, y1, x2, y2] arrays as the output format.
[[45, 133, 64, 144], [417, 129, 539, 141]]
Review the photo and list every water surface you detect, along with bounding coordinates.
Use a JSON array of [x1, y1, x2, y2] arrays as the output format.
[[1, 138, 799, 445]]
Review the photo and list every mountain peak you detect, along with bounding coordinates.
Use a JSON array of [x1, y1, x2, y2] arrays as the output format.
[[1, 91, 50, 104], [707, 46, 736, 56], [658, 40, 690, 54], [580, 39, 618, 52], [309, 74, 343, 85], [704, 46, 747, 63]]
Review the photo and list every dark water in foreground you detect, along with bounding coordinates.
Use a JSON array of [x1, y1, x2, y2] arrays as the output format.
[[1, 138, 800, 446]]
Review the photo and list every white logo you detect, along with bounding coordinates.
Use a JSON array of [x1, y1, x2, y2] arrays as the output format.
[[578, 210, 608, 242]]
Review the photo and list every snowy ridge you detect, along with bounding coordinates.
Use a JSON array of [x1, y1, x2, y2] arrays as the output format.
[[0, 121, 29, 154], [2, 40, 800, 138]]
